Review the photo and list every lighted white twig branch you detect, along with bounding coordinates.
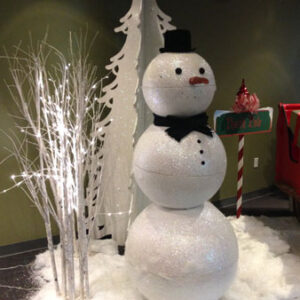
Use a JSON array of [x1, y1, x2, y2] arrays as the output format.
[[2, 32, 107, 300]]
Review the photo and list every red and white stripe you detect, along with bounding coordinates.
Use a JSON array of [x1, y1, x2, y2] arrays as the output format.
[[236, 134, 244, 218]]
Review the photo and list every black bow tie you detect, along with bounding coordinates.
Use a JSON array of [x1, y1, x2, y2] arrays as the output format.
[[153, 112, 213, 142]]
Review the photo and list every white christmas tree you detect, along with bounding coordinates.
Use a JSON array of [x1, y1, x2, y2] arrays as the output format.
[[96, 0, 175, 246]]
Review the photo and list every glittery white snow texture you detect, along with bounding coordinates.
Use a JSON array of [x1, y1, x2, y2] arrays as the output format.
[[128, 49, 237, 300], [142, 53, 216, 117], [125, 202, 238, 300], [133, 125, 226, 208], [31, 216, 300, 300]]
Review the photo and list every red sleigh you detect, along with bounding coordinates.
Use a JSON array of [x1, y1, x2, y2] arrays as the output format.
[[275, 103, 300, 220]]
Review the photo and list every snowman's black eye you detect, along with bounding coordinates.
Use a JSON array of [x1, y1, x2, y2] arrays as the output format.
[[199, 67, 205, 75], [175, 68, 182, 75]]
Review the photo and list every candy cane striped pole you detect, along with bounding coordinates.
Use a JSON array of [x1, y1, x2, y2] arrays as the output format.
[[236, 134, 244, 218]]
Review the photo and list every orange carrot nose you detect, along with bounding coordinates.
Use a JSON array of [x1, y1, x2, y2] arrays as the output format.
[[189, 76, 209, 85]]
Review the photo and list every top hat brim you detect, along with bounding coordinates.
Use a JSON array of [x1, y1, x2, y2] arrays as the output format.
[[159, 47, 196, 53]]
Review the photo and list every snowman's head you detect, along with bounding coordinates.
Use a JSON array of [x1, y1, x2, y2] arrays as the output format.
[[142, 52, 216, 117]]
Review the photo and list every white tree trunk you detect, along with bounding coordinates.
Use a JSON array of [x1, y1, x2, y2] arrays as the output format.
[[44, 212, 60, 295]]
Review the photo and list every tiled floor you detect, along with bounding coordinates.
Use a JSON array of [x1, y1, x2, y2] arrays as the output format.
[[221, 188, 293, 217], [0, 249, 44, 300]]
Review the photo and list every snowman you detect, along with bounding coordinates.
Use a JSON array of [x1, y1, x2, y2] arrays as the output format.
[[125, 30, 238, 300]]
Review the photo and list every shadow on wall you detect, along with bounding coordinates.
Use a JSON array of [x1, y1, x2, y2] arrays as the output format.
[[262, 134, 277, 189]]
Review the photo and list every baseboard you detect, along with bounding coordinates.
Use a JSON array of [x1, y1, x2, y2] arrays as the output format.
[[212, 186, 278, 209], [213, 185, 294, 217], [0, 235, 60, 257]]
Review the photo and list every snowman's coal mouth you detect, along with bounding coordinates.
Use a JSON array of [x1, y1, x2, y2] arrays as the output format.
[[134, 164, 223, 178], [189, 76, 209, 85]]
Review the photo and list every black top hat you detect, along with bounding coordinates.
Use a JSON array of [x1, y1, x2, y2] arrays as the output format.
[[160, 29, 195, 53]]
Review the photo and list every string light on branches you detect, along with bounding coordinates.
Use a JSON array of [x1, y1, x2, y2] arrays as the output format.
[[2, 32, 108, 300]]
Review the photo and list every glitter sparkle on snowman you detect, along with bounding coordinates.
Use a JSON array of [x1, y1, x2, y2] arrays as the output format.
[[125, 29, 238, 300]]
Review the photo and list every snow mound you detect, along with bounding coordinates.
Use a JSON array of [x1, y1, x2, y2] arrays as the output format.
[[32, 240, 142, 300], [223, 216, 300, 300], [31, 216, 300, 300]]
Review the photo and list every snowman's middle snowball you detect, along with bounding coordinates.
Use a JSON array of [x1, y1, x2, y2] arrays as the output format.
[[133, 125, 227, 209]]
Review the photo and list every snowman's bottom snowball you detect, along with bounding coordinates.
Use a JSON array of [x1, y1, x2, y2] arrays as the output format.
[[125, 202, 238, 300], [127, 262, 236, 300]]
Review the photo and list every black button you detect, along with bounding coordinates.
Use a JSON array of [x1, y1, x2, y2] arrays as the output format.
[[197, 139, 201, 143], [175, 68, 182, 75], [201, 161, 205, 165], [200, 150, 204, 154]]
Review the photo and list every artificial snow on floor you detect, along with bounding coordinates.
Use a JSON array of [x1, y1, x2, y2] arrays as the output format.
[[31, 216, 300, 300]]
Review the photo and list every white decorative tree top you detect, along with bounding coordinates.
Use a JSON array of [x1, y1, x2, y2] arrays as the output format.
[[96, 0, 175, 245]]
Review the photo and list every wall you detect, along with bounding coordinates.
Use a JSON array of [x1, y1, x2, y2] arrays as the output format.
[[0, 0, 130, 246], [158, 0, 300, 200], [0, 0, 299, 246]]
